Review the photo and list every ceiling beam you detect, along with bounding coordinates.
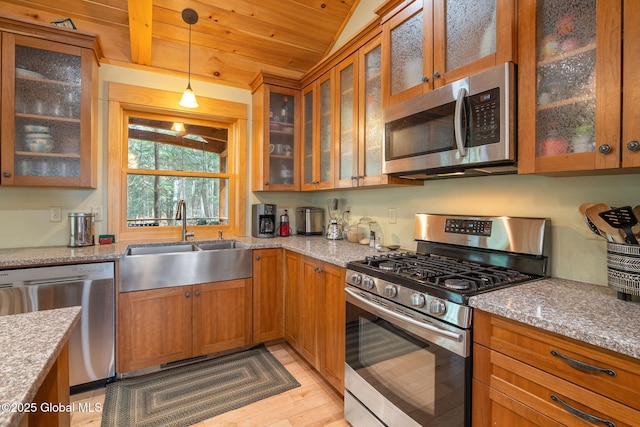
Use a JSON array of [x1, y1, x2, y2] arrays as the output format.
[[128, 0, 153, 66]]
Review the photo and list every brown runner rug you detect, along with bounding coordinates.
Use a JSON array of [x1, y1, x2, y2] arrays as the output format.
[[101, 346, 300, 427]]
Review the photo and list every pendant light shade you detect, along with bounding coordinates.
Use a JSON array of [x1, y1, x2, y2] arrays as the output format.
[[179, 8, 199, 108]]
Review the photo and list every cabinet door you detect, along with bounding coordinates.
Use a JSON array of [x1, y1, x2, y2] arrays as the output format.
[[193, 279, 253, 356], [336, 54, 359, 188], [382, 0, 432, 107], [251, 82, 300, 191], [301, 84, 315, 190], [284, 250, 300, 350], [432, 0, 516, 87], [318, 261, 346, 393], [622, 0, 640, 168], [253, 248, 283, 343], [518, 0, 622, 174], [299, 256, 321, 367], [117, 287, 192, 373], [1, 33, 96, 187]]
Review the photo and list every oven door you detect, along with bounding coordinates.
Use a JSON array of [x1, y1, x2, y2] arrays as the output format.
[[344, 286, 471, 427]]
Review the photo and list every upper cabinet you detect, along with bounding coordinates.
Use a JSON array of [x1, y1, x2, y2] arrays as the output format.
[[0, 16, 101, 188], [251, 73, 301, 191], [334, 36, 421, 188], [379, 0, 516, 107], [301, 69, 335, 191], [517, 0, 629, 174]]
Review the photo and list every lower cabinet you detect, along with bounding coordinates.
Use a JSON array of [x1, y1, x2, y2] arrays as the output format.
[[117, 279, 252, 373], [253, 248, 284, 343], [284, 250, 346, 393], [473, 310, 640, 426]]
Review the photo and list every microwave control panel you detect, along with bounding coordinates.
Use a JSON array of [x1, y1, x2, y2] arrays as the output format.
[[470, 87, 500, 145], [444, 218, 492, 237]]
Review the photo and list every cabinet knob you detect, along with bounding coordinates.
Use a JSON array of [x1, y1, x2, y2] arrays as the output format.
[[265, 181, 270, 186], [433, 71, 441, 79], [627, 140, 640, 152], [195, 291, 200, 297], [421, 76, 429, 83], [255, 255, 261, 260], [185, 292, 191, 298], [598, 144, 612, 154], [2, 172, 11, 178]]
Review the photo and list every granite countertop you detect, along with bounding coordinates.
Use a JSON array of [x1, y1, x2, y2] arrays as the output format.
[[469, 278, 640, 360], [0, 307, 81, 427]]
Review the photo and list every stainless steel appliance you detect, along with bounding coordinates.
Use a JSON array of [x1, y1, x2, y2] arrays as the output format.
[[295, 207, 324, 235], [252, 203, 276, 238], [383, 62, 516, 179], [344, 214, 549, 427], [0, 262, 115, 392], [69, 212, 95, 247]]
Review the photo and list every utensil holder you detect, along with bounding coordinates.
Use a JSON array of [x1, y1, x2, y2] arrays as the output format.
[[606, 243, 640, 299]]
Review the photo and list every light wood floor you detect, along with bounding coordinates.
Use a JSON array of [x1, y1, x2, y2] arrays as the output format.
[[70, 343, 350, 426]]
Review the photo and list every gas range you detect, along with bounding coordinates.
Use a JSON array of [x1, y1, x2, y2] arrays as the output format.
[[345, 214, 550, 329]]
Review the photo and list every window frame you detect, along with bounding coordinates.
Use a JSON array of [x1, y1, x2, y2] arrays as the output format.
[[107, 83, 247, 242]]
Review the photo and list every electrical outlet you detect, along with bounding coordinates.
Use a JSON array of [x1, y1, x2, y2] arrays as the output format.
[[388, 208, 397, 224], [92, 205, 103, 221], [50, 206, 62, 222]]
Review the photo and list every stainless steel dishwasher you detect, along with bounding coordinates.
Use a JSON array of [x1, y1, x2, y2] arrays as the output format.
[[0, 262, 115, 392]]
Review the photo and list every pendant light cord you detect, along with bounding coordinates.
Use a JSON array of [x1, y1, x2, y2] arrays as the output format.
[[187, 24, 192, 88]]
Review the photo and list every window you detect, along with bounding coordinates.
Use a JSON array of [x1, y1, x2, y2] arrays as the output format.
[[108, 83, 247, 241]]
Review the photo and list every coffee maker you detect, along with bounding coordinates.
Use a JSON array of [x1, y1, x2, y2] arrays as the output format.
[[252, 204, 276, 238]]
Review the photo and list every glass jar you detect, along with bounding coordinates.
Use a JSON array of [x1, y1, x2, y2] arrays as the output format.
[[357, 217, 372, 245]]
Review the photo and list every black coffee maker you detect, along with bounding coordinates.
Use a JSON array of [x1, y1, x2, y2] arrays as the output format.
[[252, 204, 276, 238]]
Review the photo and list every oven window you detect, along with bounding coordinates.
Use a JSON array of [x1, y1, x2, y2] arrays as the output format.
[[384, 101, 457, 160], [346, 303, 469, 426]]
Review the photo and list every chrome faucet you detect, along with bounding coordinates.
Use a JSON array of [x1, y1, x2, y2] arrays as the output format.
[[175, 199, 195, 241]]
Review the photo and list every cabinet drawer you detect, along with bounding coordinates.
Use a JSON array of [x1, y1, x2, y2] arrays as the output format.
[[485, 349, 639, 427], [474, 310, 640, 410]]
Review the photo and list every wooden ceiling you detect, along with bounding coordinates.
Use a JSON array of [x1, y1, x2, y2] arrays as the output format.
[[0, 0, 360, 89]]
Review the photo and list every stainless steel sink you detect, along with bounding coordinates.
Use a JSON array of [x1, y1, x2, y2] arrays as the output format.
[[120, 241, 252, 292], [126, 243, 200, 255]]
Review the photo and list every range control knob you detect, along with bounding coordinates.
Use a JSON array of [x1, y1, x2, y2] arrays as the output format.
[[362, 277, 375, 289], [384, 284, 398, 298], [351, 273, 362, 285], [430, 299, 447, 316], [410, 293, 426, 308]]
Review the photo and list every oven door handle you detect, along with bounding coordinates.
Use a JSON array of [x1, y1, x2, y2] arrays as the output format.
[[345, 287, 463, 343], [454, 87, 468, 157]]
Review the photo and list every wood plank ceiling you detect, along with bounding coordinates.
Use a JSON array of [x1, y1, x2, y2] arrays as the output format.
[[0, 0, 359, 88]]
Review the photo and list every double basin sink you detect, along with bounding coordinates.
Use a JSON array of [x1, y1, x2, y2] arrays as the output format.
[[119, 241, 253, 292]]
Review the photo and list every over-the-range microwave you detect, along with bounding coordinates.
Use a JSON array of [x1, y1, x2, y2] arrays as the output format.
[[383, 62, 516, 179]]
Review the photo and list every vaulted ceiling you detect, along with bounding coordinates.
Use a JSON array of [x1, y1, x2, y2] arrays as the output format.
[[0, 0, 360, 88]]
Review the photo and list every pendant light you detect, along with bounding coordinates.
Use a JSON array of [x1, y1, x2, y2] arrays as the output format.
[[179, 8, 199, 108]]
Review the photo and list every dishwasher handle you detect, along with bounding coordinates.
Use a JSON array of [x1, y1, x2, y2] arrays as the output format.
[[26, 276, 88, 286]]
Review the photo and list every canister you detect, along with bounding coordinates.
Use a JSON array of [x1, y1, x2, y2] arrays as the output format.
[[69, 212, 95, 247], [606, 242, 640, 300]]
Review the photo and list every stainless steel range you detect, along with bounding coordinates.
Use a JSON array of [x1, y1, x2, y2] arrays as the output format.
[[344, 214, 549, 427]]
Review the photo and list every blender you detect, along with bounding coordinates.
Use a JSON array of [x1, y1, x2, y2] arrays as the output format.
[[326, 198, 343, 240]]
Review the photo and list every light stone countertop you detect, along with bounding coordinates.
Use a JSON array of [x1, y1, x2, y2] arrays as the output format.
[[1, 238, 639, 362], [0, 307, 81, 427], [469, 278, 640, 360]]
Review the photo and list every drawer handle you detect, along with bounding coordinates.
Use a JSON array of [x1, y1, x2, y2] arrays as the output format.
[[550, 395, 616, 427], [550, 350, 616, 376]]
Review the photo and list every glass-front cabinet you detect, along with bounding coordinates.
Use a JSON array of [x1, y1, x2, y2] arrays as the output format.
[[518, 0, 623, 174], [379, 0, 516, 107], [251, 74, 300, 191], [301, 69, 334, 191], [0, 18, 100, 188]]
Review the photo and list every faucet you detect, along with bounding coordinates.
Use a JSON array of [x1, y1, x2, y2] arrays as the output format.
[[175, 200, 195, 241]]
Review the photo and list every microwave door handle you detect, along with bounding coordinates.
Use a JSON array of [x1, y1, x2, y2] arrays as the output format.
[[454, 87, 468, 157]]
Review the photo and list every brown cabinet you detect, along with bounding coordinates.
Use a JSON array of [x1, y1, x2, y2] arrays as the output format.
[[517, 0, 631, 174], [379, 0, 516, 107], [283, 250, 346, 392], [117, 279, 252, 373], [473, 310, 640, 426], [252, 248, 284, 343], [251, 73, 301, 191], [301, 69, 335, 190], [0, 16, 100, 188]]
